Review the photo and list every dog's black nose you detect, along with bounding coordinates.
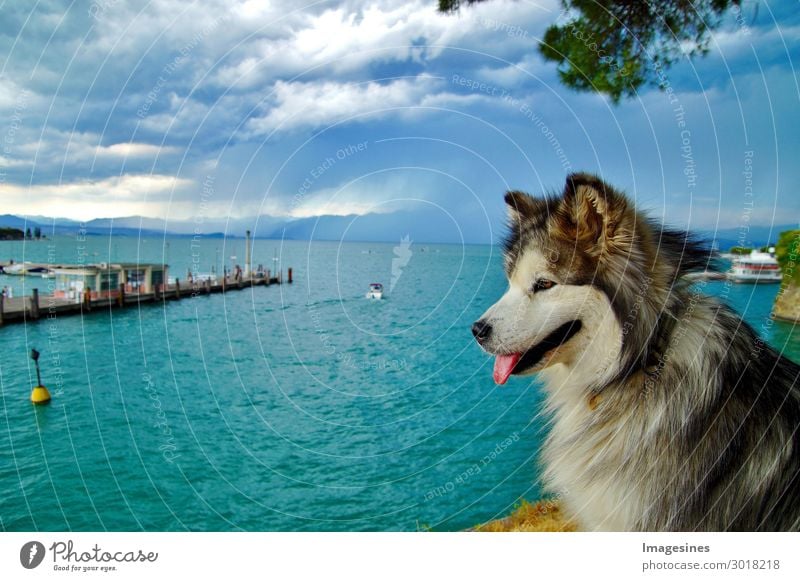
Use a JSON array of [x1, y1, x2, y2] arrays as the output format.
[[472, 319, 492, 343]]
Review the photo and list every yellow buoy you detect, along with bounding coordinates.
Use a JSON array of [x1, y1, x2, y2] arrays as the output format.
[[29, 348, 51, 404], [31, 385, 51, 405]]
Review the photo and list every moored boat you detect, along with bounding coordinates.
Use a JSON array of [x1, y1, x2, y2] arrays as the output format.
[[2, 262, 54, 277], [727, 251, 782, 283]]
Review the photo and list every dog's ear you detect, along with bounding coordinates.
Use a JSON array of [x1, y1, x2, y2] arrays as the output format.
[[554, 173, 628, 255], [504, 190, 539, 224]]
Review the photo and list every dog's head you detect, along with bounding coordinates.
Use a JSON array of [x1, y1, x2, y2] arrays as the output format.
[[473, 173, 711, 387]]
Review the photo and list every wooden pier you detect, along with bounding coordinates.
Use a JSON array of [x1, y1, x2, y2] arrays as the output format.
[[0, 268, 293, 327]]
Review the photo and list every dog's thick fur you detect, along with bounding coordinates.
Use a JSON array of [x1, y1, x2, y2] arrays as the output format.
[[474, 173, 800, 531]]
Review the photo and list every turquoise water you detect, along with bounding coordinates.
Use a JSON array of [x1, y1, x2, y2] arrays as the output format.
[[0, 236, 798, 531]]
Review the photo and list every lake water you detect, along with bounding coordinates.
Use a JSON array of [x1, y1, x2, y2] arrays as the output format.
[[1, 235, 798, 531]]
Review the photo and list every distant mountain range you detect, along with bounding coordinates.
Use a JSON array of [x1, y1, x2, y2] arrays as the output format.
[[0, 214, 230, 239], [0, 209, 481, 244], [0, 213, 794, 246]]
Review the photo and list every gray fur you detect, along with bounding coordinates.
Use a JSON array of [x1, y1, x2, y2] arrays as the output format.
[[476, 173, 800, 531]]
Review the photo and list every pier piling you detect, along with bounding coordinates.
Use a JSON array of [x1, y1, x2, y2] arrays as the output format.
[[31, 289, 40, 320], [245, 230, 252, 277]]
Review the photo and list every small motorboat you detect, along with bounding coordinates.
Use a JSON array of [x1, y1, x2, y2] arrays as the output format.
[[366, 282, 384, 299]]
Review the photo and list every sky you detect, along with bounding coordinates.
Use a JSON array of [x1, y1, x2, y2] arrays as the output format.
[[0, 0, 798, 243]]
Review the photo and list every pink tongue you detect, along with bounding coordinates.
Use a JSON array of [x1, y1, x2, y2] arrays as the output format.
[[493, 353, 522, 385]]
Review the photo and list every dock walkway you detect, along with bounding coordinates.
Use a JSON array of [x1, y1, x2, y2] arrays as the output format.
[[0, 270, 292, 326]]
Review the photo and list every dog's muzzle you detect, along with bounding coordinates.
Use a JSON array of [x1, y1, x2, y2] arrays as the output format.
[[471, 319, 492, 344]]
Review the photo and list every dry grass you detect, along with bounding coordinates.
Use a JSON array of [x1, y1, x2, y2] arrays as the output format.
[[473, 498, 578, 532]]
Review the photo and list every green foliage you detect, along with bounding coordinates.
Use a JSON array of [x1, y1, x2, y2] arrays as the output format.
[[439, 0, 738, 103], [0, 227, 25, 241], [438, 0, 481, 11], [775, 230, 800, 284], [728, 246, 754, 255]]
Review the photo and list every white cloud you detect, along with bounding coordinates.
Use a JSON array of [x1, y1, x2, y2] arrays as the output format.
[[710, 21, 800, 55], [1, 127, 180, 174], [94, 142, 180, 158], [1, 174, 194, 219], [288, 186, 402, 219], [137, 91, 248, 140], [245, 76, 436, 134], [212, 3, 439, 88], [0, 77, 35, 112], [0, 155, 28, 168], [212, 0, 556, 89], [473, 52, 551, 89], [277, 169, 443, 219]]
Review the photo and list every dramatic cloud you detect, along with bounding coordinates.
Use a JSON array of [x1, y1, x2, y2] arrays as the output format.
[[0, 0, 797, 240], [211, 0, 553, 88]]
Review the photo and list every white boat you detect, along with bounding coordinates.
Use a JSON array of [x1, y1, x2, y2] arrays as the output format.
[[2, 262, 53, 277], [366, 282, 384, 299], [727, 251, 782, 283]]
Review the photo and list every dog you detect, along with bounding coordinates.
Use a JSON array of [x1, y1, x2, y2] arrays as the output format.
[[472, 173, 800, 531]]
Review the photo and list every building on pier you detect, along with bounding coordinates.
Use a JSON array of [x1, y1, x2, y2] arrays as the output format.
[[53, 263, 169, 301]]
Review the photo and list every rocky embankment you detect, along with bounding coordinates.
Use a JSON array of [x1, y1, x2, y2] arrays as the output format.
[[774, 230, 800, 322], [774, 281, 800, 322], [475, 499, 577, 532]]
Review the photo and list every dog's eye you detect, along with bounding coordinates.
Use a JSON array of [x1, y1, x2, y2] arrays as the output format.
[[532, 279, 556, 293]]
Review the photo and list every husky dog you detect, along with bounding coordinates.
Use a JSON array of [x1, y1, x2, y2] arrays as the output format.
[[472, 173, 800, 531]]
